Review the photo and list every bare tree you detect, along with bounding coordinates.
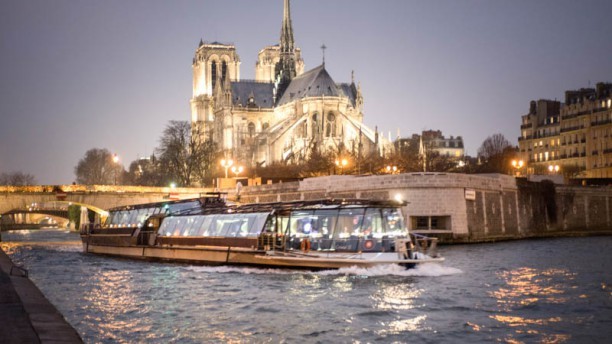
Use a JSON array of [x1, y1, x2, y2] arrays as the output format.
[[0, 171, 37, 186], [477, 134, 516, 173], [478, 133, 512, 159], [74, 148, 124, 185], [156, 121, 217, 187], [125, 155, 165, 186]]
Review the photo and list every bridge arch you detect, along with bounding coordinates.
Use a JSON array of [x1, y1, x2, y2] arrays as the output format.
[[1, 201, 110, 230]]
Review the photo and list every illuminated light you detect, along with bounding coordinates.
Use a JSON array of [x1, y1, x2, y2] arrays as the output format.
[[221, 159, 234, 178], [170, 182, 176, 189], [511, 160, 524, 168], [231, 165, 244, 177], [394, 194, 403, 203]]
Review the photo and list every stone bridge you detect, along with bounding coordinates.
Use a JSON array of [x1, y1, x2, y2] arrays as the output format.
[[0, 185, 212, 228]]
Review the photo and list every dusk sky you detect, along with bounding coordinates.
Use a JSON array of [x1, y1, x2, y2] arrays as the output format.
[[1, 0, 611, 185]]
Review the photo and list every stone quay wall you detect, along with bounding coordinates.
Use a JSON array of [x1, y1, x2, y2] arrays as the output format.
[[234, 173, 612, 243]]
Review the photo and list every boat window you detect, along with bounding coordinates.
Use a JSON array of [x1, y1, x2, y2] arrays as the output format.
[[262, 216, 276, 233], [158, 217, 177, 236], [235, 215, 250, 237], [168, 201, 199, 215], [173, 218, 187, 236], [311, 209, 338, 238], [217, 214, 245, 237], [180, 216, 197, 236], [361, 208, 383, 237], [108, 211, 120, 225], [278, 216, 290, 235], [134, 209, 148, 226], [236, 214, 255, 237], [334, 208, 365, 239], [187, 216, 206, 236], [119, 211, 131, 226], [249, 213, 270, 237], [288, 210, 315, 238], [196, 215, 213, 236], [202, 215, 220, 236], [382, 208, 406, 237]]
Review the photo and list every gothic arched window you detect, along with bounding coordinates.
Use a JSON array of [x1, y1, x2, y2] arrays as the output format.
[[211, 61, 217, 90], [326, 113, 336, 137], [222, 61, 228, 80], [311, 113, 318, 138], [248, 122, 255, 138]]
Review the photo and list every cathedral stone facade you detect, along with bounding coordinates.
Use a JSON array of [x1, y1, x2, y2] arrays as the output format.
[[190, 0, 385, 167]]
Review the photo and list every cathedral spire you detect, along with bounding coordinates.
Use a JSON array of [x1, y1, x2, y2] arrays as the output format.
[[275, 0, 297, 101], [280, 0, 295, 54]]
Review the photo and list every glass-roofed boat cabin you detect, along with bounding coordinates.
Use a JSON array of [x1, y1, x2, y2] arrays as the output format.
[[92, 196, 412, 253], [153, 198, 410, 253]]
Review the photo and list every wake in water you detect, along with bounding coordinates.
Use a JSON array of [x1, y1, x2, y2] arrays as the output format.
[[185, 263, 462, 277], [320, 263, 462, 277]]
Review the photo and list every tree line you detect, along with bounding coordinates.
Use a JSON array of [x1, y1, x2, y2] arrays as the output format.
[[0, 171, 36, 186], [72, 119, 523, 187], [74, 121, 217, 187]]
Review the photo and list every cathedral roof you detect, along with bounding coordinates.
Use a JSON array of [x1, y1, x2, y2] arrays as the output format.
[[231, 80, 275, 108], [277, 64, 351, 105], [337, 83, 357, 107]]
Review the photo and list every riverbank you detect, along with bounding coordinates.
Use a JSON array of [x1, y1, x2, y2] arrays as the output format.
[[0, 247, 82, 343]]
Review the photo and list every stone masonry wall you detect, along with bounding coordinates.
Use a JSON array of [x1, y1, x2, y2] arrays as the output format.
[[235, 173, 611, 243], [2, 174, 610, 243]]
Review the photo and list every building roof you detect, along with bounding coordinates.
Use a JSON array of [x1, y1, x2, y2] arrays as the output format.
[[277, 64, 353, 105], [337, 83, 357, 107], [231, 80, 275, 108]]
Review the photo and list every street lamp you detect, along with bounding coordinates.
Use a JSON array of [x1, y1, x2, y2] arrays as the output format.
[[548, 165, 560, 174], [511, 159, 524, 177], [231, 165, 244, 178], [221, 159, 234, 178], [112, 154, 120, 185], [386, 165, 398, 174], [335, 158, 348, 175]]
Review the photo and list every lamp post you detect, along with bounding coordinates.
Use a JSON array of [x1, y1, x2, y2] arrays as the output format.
[[386, 165, 398, 174], [548, 165, 560, 174], [231, 165, 244, 178], [221, 159, 234, 178], [112, 154, 120, 185], [335, 158, 348, 175], [511, 159, 524, 177]]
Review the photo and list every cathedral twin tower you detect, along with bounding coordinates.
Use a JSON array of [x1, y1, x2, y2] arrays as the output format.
[[190, 0, 380, 168]]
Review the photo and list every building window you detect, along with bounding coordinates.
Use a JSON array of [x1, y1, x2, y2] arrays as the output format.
[[211, 61, 217, 90], [221, 61, 227, 80], [411, 216, 450, 230], [326, 113, 336, 137], [415, 217, 428, 229], [248, 122, 255, 138]]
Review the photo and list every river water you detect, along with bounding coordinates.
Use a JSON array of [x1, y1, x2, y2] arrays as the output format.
[[1, 229, 611, 343]]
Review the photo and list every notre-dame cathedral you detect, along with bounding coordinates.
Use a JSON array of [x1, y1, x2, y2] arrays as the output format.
[[190, 0, 387, 167]]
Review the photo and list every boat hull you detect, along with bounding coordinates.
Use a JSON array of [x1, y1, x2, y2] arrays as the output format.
[[82, 240, 443, 270]]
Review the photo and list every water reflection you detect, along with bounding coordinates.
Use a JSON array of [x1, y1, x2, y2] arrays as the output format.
[[370, 283, 427, 335], [372, 284, 422, 311], [489, 267, 577, 343], [377, 315, 430, 335], [81, 268, 147, 341], [490, 267, 576, 310]]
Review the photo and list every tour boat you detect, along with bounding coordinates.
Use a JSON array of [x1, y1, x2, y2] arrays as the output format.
[[80, 195, 444, 269]]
